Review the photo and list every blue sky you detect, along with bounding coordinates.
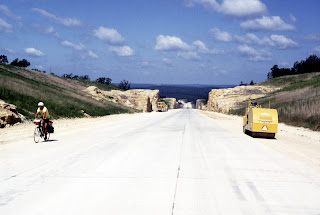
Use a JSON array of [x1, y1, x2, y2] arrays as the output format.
[[1, 0, 320, 85]]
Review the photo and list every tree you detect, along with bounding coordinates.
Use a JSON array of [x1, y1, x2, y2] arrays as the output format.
[[239, 81, 247, 86], [10, 58, 30, 68], [305, 54, 320, 73], [96, 77, 112, 85], [18, 59, 30, 67], [10, 58, 19, 66], [72, 75, 79, 80], [62, 73, 73, 79], [96, 77, 106, 84], [0, 55, 8, 64], [249, 80, 255, 85], [118, 80, 131, 91], [79, 75, 90, 81], [105, 77, 112, 85], [270, 65, 280, 78], [267, 55, 320, 80]]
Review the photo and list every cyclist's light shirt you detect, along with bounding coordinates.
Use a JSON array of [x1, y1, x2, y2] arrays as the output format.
[[37, 107, 50, 119]]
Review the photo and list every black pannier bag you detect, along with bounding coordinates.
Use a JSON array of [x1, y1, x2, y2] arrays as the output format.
[[48, 121, 54, 133]]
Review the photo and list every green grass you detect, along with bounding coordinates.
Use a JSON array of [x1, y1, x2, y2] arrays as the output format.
[[0, 85, 130, 120], [77, 80, 118, 91], [278, 75, 320, 92], [0, 63, 16, 70], [259, 72, 320, 88], [229, 107, 246, 116]]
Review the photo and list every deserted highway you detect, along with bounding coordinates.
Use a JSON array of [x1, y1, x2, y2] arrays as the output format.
[[1, 109, 320, 215]]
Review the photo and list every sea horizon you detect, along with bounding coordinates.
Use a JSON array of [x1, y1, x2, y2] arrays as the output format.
[[130, 83, 236, 103]]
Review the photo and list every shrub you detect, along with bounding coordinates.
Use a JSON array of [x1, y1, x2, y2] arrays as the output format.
[[0, 55, 8, 64], [118, 80, 131, 91], [10, 58, 30, 68]]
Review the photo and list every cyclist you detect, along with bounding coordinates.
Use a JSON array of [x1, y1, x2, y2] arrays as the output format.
[[35, 102, 50, 140]]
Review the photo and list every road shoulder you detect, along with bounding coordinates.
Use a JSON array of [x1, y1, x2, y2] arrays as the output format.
[[196, 109, 320, 173], [0, 112, 148, 145]]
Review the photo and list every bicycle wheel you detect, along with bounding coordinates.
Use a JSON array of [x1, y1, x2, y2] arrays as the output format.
[[34, 127, 41, 143]]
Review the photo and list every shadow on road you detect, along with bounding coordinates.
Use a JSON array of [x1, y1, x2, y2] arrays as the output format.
[[43, 139, 58, 143]]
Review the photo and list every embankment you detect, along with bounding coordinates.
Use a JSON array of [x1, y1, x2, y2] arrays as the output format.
[[0, 64, 136, 126], [206, 72, 320, 131]]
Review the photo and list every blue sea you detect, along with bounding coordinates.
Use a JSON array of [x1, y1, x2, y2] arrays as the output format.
[[130, 84, 236, 103]]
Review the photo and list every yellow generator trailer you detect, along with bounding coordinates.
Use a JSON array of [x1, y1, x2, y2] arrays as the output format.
[[157, 102, 168, 112], [243, 101, 278, 138]]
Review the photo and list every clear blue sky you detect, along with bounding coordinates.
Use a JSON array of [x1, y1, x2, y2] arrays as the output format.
[[1, 0, 319, 84]]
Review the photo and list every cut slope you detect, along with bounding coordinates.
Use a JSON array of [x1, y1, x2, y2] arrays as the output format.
[[0, 64, 136, 120], [229, 72, 320, 130]]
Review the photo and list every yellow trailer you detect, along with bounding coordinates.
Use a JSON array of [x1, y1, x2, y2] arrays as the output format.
[[243, 101, 278, 138], [157, 102, 168, 112]]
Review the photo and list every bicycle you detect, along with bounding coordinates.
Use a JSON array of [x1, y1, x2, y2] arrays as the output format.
[[33, 119, 50, 143]]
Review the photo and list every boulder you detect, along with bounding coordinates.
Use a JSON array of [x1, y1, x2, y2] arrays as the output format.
[[207, 86, 275, 113], [0, 100, 22, 128], [84, 87, 160, 112]]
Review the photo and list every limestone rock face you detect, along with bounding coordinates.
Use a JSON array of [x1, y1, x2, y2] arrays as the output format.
[[207, 86, 274, 113], [85, 86, 159, 112], [162, 98, 178, 109], [196, 99, 206, 110], [0, 100, 22, 128]]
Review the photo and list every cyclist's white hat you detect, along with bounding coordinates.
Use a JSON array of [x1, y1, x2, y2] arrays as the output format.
[[38, 102, 44, 106]]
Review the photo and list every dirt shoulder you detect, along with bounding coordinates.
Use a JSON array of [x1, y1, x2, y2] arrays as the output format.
[[196, 110, 320, 173], [0, 112, 147, 146]]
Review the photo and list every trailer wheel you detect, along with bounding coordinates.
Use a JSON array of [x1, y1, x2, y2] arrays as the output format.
[[268, 133, 275, 139], [251, 132, 256, 137], [251, 132, 275, 139], [243, 126, 251, 135]]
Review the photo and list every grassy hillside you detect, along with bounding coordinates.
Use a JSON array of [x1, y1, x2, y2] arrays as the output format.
[[229, 72, 320, 131], [0, 64, 136, 120]]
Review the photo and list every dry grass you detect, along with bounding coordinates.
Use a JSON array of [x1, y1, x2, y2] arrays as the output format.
[[269, 87, 320, 130], [230, 73, 320, 131]]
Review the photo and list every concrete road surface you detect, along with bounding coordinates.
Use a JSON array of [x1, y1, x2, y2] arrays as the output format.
[[1, 109, 320, 215]]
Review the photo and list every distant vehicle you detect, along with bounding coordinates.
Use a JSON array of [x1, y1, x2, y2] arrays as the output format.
[[157, 102, 168, 112], [243, 100, 278, 138]]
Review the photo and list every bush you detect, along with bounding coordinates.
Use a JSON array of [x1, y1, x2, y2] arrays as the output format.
[[10, 58, 30, 68], [118, 80, 131, 91], [96, 77, 112, 85], [0, 55, 8, 64]]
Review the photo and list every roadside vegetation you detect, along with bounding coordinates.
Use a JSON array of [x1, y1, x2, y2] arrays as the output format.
[[229, 55, 320, 131], [0, 59, 136, 120]]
